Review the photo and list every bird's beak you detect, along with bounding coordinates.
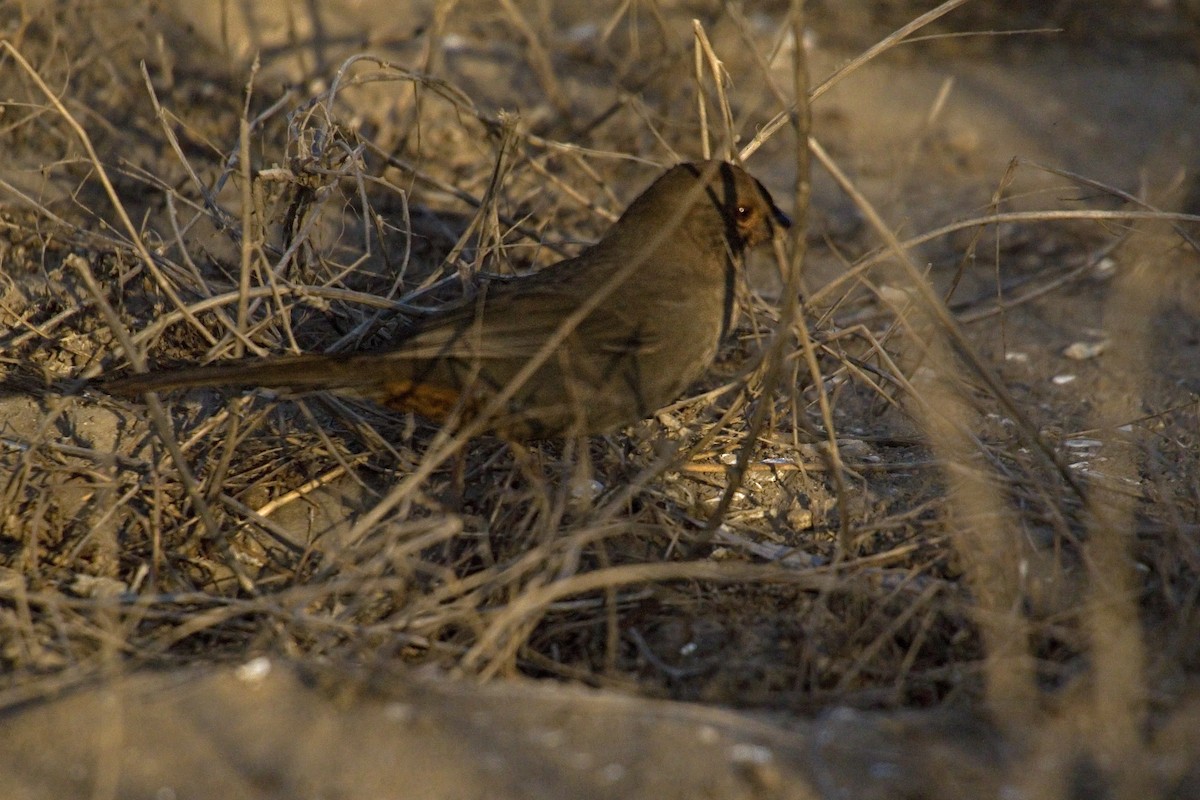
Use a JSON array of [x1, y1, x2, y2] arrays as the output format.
[[753, 177, 791, 235], [771, 205, 792, 232]]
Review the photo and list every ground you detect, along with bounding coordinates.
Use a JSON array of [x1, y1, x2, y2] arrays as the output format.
[[2, 1, 1200, 797]]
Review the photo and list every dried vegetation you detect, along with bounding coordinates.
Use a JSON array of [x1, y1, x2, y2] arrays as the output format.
[[2, 0, 1200, 793]]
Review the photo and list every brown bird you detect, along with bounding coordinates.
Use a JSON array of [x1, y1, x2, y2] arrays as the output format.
[[103, 161, 790, 439]]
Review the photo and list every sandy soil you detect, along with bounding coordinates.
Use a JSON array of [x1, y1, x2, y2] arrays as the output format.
[[2, 1, 1200, 797]]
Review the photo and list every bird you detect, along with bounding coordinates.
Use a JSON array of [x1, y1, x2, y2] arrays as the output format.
[[102, 160, 791, 439]]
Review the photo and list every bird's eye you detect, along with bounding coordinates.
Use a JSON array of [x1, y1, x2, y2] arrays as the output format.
[[736, 204, 752, 220]]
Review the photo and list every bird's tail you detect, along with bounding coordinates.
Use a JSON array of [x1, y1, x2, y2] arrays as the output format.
[[100, 353, 384, 398]]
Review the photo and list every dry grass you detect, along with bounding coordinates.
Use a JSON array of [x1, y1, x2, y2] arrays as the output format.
[[1, 0, 1199, 794]]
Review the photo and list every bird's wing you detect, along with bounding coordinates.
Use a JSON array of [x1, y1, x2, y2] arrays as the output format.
[[383, 265, 664, 362]]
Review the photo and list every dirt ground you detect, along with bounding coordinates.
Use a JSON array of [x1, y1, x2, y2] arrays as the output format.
[[3, 1, 1200, 797]]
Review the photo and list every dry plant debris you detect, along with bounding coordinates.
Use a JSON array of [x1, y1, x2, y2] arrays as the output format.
[[1, 1, 1200, 797]]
